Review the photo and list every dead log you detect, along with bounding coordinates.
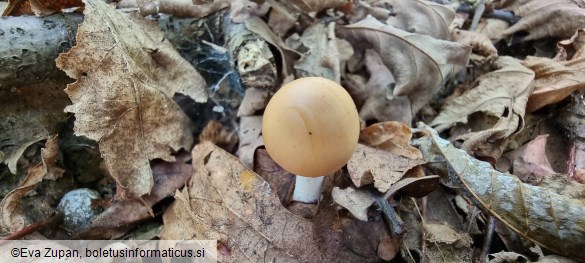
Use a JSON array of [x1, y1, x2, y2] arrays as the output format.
[[0, 13, 83, 89]]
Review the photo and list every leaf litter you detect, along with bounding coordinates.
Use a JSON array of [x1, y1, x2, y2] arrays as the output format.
[[2, 0, 585, 262]]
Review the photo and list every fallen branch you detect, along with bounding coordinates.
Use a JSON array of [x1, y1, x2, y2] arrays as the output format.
[[0, 14, 82, 89]]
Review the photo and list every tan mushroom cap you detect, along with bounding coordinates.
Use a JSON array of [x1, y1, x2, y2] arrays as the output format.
[[262, 77, 360, 177]]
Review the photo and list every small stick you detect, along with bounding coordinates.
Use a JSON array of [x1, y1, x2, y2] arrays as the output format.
[[372, 192, 405, 237], [478, 215, 496, 263], [0, 213, 63, 246], [470, 0, 487, 31]]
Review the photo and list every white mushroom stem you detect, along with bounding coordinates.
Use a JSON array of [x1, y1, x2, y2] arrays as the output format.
[[292, 175, 324, 203]]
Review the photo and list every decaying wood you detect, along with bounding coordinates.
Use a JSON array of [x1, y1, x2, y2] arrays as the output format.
[[0, 13, 82, 89], [225, 13, 277, 89]]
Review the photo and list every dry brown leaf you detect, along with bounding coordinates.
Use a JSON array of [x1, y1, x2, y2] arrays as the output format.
[[476, 18, 511, 42], [0, 78, 70, 174], [288, 0, 349, 13], [523, 56, 585, 112], [56, 0, 206, 198], [360, 121, 422, 159], [245, 16, 301, 81], [556, 29, 585, 62], [331, 186, 375, 221], [431, 56, 534, 159], [352, 49, 413, 124], [253, 149, 295, 205], [495, 0, 585, 42], [77, 153, 192, 238], [236, 116, 264, 169], [337, 15, 471, 117], [347, 144, 425, 192], [451, 29, 498, 58], [350, 0, 454, 40], [138, 0, 230, 18], [424, 223, 472, 248], [383, 0, 454, 40], [294, 22, 353, 83], [237, 87, 270, 117], [161, 141, 380, 262], [266, 0, 298, 37], [0, 136, 62, 232], [507, 135, 556, 183], [230, 0, 269, 23], [199, 120, 238, 152]]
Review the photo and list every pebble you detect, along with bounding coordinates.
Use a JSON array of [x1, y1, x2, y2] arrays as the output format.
[[57, 188, 102, 232]]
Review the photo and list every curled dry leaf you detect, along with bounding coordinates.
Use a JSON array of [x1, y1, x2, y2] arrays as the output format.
[[331, 186, 375, 222], [360, 121, 422, 159], [337, 16, 471, 117], [0, 136, 63, 232], [294, 22, 353, 83], [161, 142, 379, 262], [267, 0, 298, 37], [523, 56, 585, 113], [56, 0, 206, 198], [347, 144, 425, 191], [353, 49, 413, 124], [418, 124, 585, 262], [556, 29, 585, 61], [431, 56, 534, 159], [0, 78, 70, 174], [237, 87, 270, 117], [451, 29, 498, 58], [245, 16, 301, 81], [77, 153, 192, 239], [495, 0, 585, 42]]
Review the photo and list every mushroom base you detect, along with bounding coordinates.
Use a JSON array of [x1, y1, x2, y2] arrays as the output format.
[[292, 175, 324, 203]]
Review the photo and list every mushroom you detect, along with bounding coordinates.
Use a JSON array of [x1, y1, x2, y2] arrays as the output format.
[[262, 77, 360, 203]]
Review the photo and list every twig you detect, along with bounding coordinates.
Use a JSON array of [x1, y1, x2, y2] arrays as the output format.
[[470, 0, 486, 31], [0, 213, 63, 246], [478, 215, 496, 263], [374, 194, 405, 237]]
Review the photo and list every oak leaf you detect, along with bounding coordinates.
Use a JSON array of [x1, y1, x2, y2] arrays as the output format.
[[337, 16, 471, 117], [56, 0, 207, 197], [161, 142, 381, 262]]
